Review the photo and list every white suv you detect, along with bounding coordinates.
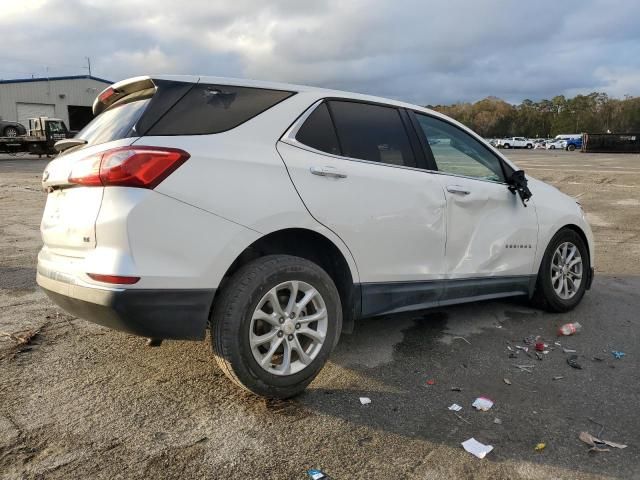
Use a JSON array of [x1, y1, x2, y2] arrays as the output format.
[[37, 76, 594, 398]]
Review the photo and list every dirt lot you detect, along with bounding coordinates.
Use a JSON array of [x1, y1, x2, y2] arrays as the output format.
[[1, 150, 639, 479]]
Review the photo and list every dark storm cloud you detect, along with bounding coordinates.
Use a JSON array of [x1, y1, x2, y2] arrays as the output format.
[[2, 0, 639, 104]]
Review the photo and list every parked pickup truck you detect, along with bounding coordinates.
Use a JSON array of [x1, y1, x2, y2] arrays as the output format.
[[495, 137, 534, 149], [0, 117, 71, 157], [565, 137, 582, 151]]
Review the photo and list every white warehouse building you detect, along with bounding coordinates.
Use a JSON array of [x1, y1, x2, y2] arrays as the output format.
[[0, 75, 111, 132]]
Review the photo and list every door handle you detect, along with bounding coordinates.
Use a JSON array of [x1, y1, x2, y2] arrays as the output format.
[[446, 185, 471, 195], [310, 166, 348, 179]]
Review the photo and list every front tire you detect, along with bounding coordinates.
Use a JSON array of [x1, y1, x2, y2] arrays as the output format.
[[211, 255, 342, 398], [532, 229, 589, 312], [567, 144, 576, 151], [503, 143, 511, 149]]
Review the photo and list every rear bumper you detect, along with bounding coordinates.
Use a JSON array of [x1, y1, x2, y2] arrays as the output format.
[[37, 272, 215, 340]]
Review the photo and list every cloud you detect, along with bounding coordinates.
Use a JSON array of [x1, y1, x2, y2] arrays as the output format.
[[1, 0, 639, 105]]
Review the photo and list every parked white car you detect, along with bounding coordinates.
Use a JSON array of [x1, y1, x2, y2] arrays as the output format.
[[37, 75, 595, 398], [496, 137, 534, 149], [546, 139, 567, 150]]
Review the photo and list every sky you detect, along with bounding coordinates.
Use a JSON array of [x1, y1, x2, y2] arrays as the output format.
[[1, 0, 640, 105]]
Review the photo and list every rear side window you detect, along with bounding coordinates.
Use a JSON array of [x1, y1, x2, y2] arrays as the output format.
[[147, 84, 294, 135], [77, 99, 150, 146], [295, 103, 340, 155], [328, 101, 416, 167]]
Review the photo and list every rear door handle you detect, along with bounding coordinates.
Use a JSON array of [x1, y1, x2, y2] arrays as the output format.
[[446, 185, 471, 195], [310, 166, 348, 179]]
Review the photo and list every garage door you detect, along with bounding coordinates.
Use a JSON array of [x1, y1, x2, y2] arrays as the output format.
[[17, 103, 55, 128]]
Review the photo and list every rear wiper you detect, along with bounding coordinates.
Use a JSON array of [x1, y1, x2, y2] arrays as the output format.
[[54, 138, 87, 153]]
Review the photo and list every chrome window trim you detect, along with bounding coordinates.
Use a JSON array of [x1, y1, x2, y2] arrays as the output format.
[[280, 99, 511, 187]]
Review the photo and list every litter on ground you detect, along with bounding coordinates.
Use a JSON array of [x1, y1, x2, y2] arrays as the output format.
[[307, 469, 331, 479], [611, 351, 625, 359], [359, 397, 371, 406], [514, 364, 535, 373], [558, 322, 582, 336], [448, 403, 462, 412], [461, 438, 493, 459], [567, 355, 582, 369], [493, 417, 502, 425], [563, 348, 577, 353], [503, 378, 511, 385], [535, 442, 546, 451], [454, 413, 471, 424], [472, 397, 494, 411], [579, 431, 627, 450]]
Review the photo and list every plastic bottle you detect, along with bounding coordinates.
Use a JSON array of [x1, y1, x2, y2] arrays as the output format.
[[558, 322, 582, 336]]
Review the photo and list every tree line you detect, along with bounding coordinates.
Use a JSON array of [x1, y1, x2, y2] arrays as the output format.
[[430, 93, 640, 138]]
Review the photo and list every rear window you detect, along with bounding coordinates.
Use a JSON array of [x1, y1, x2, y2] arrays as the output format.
[[146, 84, 295, 136], [76, 99, 150, 146]]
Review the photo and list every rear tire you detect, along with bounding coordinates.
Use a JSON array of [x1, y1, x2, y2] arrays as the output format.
[[526, 143, 533, 149], [532, 229, 589, 312], [4, 126, 18, 137], [567, 144, 576, 151], [210, 255, 342, 398], [503, 143, 511, 149]]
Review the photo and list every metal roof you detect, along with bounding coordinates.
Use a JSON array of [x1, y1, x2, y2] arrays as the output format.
[[0, 75, 112, 85]]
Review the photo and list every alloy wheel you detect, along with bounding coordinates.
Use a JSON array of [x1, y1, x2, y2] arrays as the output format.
[[550, 241, 583, 299], [249, 280, 328, 376]]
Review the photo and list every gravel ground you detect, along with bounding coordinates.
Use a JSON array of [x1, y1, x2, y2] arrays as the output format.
[[1, 149, 639, 480]]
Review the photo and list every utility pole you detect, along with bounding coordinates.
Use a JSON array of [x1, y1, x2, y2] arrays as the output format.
[[85, 57, 92, 76]]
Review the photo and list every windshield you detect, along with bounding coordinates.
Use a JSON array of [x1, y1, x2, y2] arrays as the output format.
[[76, 99, 150, 146], [48, 121, 67, 133]]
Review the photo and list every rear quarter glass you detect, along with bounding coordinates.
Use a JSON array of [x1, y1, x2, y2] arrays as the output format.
[[145, 84, 295, 136]]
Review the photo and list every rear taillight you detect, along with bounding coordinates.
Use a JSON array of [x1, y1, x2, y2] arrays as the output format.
[[68, 147, 189, 189]]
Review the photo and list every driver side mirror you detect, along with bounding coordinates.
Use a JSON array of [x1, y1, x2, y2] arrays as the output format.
[[507, 170, 533, 206]]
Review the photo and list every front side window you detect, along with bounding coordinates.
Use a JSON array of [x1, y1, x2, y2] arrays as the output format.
[[328, 100, 416, 167], [415, 113, 505, 182]]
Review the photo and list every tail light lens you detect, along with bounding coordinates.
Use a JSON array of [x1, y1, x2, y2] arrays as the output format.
[[68, 146, 189, 189]]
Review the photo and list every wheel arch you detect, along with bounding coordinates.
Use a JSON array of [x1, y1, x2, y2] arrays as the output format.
[[535, 223, 592, 277], [213, 228, 360, 334], [562, 223, 591, 263]]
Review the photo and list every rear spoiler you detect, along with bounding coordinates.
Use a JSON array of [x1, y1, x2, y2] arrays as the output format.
[[92, 76, 156, 115]]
